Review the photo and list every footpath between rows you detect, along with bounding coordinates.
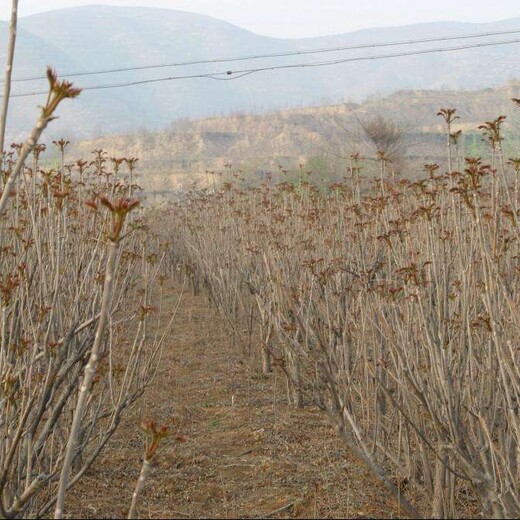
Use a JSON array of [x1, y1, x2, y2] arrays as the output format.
[[69, 280, 400, 518]]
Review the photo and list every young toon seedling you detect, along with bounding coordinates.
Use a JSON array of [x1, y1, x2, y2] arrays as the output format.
[[0, 68, 81, 217], [127, 420, 169, 520], [54, 195, 140, 519]]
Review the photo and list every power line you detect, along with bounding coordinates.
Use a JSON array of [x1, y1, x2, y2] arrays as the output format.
[[10, 37, 520, 99], [5, 27, 520, 84]]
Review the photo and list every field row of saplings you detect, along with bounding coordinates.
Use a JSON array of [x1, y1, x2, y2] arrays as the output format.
[[167, 105, 520, 518], [0, 126, 175, 517]]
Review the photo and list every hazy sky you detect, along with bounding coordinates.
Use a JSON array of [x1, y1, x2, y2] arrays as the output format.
[[0, 0, 519, 38]]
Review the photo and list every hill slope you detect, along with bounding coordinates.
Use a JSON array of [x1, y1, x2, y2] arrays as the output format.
[[65, 81, 520, 193], [2, 6, 520, 140]]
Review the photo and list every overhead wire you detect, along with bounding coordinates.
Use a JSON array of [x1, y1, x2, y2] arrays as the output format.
[[8, 36, 520, 98], [4, 27, 520, 84]]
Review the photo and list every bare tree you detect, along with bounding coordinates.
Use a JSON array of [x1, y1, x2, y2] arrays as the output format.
[[357, 113, 406, 164]]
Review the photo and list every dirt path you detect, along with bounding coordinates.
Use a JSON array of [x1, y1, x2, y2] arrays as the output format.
[[69, 281, 401, 518]]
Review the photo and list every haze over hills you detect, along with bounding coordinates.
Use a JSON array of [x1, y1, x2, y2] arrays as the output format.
[[66, 81, 520, 194], [2, 5, 520, 141]]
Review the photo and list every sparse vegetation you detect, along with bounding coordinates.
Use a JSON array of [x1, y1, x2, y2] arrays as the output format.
[[66, 82, 520, 197]]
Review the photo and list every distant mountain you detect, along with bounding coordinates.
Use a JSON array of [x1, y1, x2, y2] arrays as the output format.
[[2, 5, 520, 141]]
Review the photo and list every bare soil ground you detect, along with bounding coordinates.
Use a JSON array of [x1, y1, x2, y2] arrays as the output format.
[[68, 281, 404, 518]]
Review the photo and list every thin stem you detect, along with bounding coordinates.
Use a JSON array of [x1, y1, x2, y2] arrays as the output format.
[[54, 239, 119, 519]]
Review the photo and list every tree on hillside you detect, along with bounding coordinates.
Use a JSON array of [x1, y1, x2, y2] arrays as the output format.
[[357, 114, 406, 164]]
